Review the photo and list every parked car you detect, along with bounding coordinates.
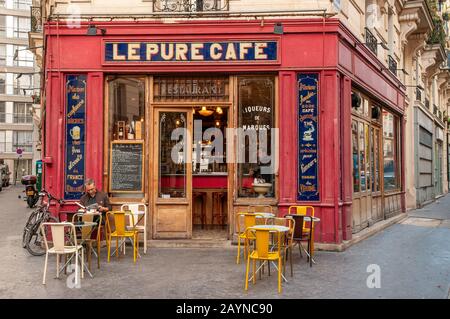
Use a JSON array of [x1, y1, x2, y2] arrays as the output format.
[[0, 162, 11, 189]]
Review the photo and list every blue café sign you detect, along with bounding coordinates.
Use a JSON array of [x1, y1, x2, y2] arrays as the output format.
[[298, 73, 320, 201], [105, 41, 278, 62], [64, 74, 86, 200]]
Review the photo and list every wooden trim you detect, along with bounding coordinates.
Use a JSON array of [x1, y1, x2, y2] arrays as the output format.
[[103, 76, 110, 191]]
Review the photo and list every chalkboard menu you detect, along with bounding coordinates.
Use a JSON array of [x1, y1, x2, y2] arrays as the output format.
[[110, 141, 144, 192]]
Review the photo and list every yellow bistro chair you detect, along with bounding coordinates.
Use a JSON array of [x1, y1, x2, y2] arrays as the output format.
[[247, 205, 273, 214], [244, 227, 283, 294], [236, 212, 265, 264], [288, 205, 315, 257], [106, 211, 139, 263]]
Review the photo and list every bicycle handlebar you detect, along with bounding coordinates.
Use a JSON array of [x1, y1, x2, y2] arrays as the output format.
[[38, 189, 66, 205]]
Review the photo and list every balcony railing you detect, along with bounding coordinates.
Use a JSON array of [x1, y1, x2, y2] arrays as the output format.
[[433, 104, 438, 116], [388, 55, 397, 76], [0, 142, 32, 153], [12, 143, 32, 152], [153, 0, 229, 13], [365, 28, 378, 55], [31, 6, 42, 33], [0, 113, 33, 124]]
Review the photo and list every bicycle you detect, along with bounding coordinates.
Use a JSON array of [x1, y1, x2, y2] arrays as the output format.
[[22, 189, 65, 256]]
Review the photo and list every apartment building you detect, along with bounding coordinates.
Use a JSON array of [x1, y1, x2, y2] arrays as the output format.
[[0, 0, 40, 183]]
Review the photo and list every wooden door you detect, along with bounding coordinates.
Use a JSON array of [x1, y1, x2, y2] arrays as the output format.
[[352, 119, 372, 232], [153, 108, 193, 239]]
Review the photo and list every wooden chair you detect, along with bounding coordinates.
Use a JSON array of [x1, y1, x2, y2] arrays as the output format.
[[288, 205, 315, 257], [273, 217, 295, 277], [289, 214, 314, 267], [72, 212, 102, 270]]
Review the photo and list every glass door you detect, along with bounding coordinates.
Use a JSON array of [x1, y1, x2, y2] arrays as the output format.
[[153, 108, 193, 239]]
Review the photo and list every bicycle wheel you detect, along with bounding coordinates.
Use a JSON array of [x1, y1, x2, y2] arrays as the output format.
[[22, 209, 42, 248], [25, 216, 58, 256]]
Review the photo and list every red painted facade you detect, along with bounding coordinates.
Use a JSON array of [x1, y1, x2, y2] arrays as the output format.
[[43, 18, 406, 244]]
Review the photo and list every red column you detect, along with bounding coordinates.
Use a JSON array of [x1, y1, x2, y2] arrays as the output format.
[[278, 71, 297, 208], [86, 72, 104, 190]]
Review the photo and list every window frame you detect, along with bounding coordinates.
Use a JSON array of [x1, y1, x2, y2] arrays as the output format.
[[382, 109, 401, 192], [236, 75, 276, 199], [12, 130, 32, 153]]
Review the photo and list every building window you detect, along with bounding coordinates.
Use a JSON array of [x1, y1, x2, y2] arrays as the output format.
[[13, 46, 34, 67], [0, 102, 5, 123], [383, 110, 400, 191], [0, 73, 5, 94], [108, 77, 145, 196], [13, 17, 31, 39], [352, 120, 360, 192], [0, 44, 6, 66], [371, 127, 381, 192], [158, 111, 187, 198], [13, 0, 32, 10], [12, 131, 32, 152], [237, 76, 275, 198], [0, 16, 5, 37], [0, 130, 6, 152], [418, 126, 433, 188], [13, 102, 32, 123], [153, 0, 229, 12], [13, 73, 34, 95]]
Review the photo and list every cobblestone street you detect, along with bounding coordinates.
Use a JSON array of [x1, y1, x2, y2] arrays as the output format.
[[1, 186, 449, 299]]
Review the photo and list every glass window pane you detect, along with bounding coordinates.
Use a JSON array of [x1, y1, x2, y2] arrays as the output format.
[[0, 102, 5, 123], [359, 122, 366, 191], [13, 131, 32, 152], [159, 112, 187, 198], [0, 131, 5, 153], [108, 78, 145, 142], [352, 120, 360, 193], [13, 102, 32, 123], [237, 76, 275, 198], [373, 128, 381, 192], [383, 110, 399, 191], [0, 74, 6, 94], [365, 124, 370, 191]]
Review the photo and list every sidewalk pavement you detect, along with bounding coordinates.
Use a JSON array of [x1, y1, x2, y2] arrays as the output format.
[[1, 185, 449, 299]]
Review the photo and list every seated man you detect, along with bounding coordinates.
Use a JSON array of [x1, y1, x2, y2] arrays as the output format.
[[80, 179, 111, 218]]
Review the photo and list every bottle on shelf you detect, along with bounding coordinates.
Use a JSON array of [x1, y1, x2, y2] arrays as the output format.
[[128, 121, 135, 140], [118, 123, 124, 140]]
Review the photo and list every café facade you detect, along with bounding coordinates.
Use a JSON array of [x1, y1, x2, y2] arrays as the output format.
[[42, 18, 406, 246]]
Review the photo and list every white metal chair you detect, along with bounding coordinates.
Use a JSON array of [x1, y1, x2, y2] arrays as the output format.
[[40, 222, 84, 285], [120, 204, 148, 254]]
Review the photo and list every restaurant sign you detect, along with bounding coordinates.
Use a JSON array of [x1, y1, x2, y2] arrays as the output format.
[[298, 73, 320, 201], [105, 41, 278, 63], [64, 74, 86, 200]]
